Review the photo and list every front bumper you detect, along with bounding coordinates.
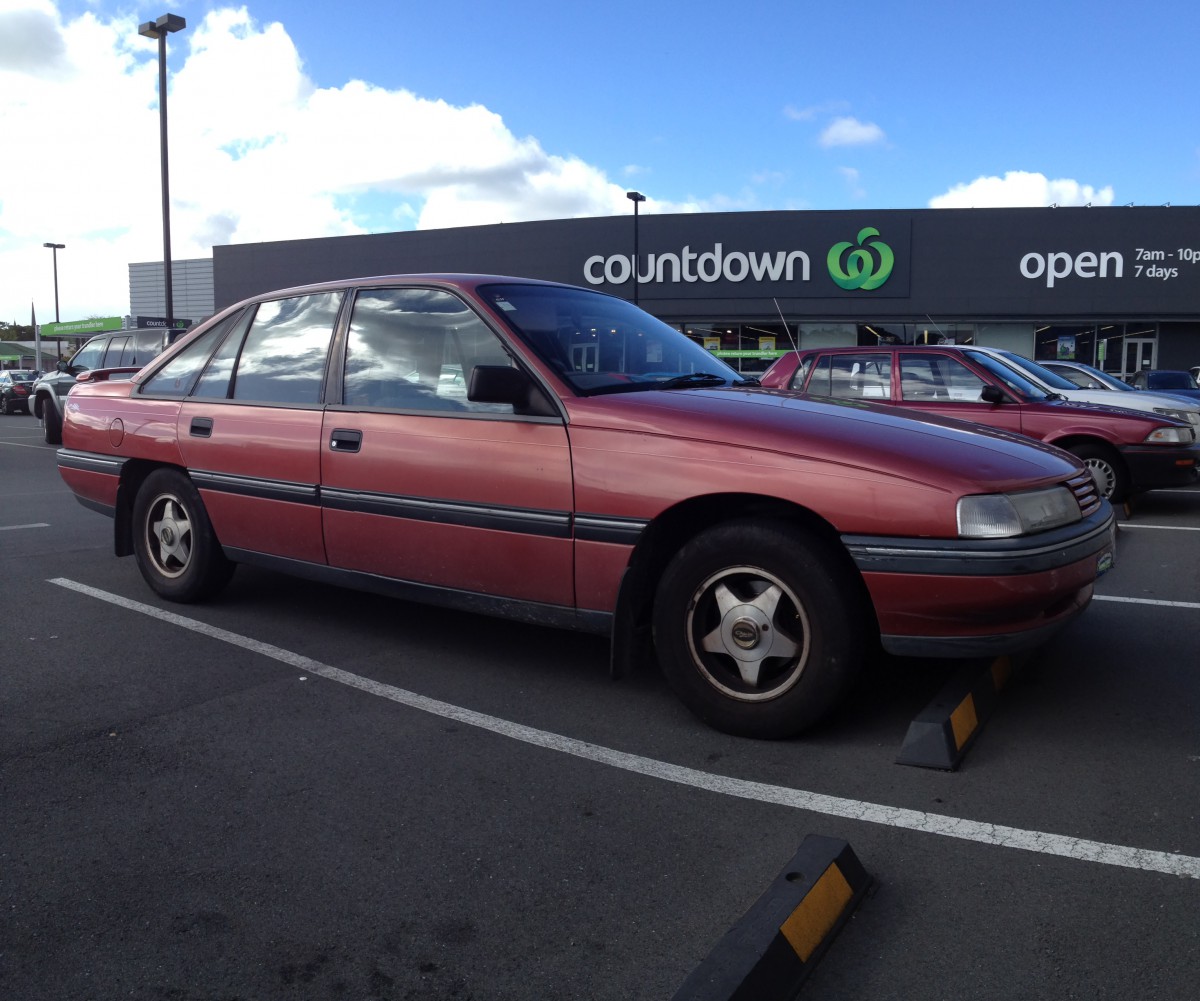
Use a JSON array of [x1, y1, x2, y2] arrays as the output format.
[[844, 504, 1117, 658], [1119, 443, 1200, 492]]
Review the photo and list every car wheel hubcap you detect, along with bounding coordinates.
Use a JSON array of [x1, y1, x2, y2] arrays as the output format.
[[686, 566, 810, 702], [1083, 458, 1115, 498], [147, 496, 193, 578]]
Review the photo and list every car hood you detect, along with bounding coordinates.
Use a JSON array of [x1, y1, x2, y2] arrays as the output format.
[[1054, 386, 1200, 416], [564, 386, 1081, 494]]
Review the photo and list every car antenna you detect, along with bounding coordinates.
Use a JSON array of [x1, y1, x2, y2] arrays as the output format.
[[773, 298, 799, 351]]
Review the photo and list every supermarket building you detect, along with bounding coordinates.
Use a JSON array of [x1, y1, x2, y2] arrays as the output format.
[[205, 204, 1200, 378]]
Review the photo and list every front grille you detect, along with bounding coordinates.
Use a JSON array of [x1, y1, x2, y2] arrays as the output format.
[[1066, 470, 1102, 517]]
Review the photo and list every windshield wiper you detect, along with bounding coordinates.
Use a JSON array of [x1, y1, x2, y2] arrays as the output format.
[[735, 376, 760, 386], [657, 372, 729, 389]]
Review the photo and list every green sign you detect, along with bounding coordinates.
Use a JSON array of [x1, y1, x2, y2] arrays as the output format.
[[827, 226, 895, 290], [39, 317, 123, 336], [709, 349, 791, 359]]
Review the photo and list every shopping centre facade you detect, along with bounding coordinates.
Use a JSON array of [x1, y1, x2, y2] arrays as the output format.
[[211, 204, 1199, 378]]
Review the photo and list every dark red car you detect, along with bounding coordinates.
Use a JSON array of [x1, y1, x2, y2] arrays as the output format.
[[59, 276, 1115, 738], [0, 369, 36, 414], [760, 345, 1199, 503]]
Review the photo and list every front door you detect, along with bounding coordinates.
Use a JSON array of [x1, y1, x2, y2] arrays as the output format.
[[320, 286, 575, 607]]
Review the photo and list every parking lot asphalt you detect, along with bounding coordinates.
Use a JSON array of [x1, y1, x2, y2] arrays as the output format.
[[2, 411, 1198, 1000]]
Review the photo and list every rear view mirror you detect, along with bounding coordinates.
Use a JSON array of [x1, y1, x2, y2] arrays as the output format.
[[981, 384, 1005, 404]]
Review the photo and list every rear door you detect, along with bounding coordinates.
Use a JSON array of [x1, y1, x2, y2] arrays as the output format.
[[319, 285, 575, 606], [174, 291, 344, 565]]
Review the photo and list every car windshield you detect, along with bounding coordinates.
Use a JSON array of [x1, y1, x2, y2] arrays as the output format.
[[963, 350, 1053, 401], [1065, 363, 1133, 390], [993, 350, 1079, 391], [1148, 371, 1198, 390], [478, 283, 745, 396]]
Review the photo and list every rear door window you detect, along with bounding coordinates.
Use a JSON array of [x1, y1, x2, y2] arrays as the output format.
[[228, 292, 343, 405], [800, 354, 891, 400]]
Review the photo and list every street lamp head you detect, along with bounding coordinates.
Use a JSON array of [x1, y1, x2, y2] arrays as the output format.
[[626, 191, 646, 204], [138, 13, 186, 39], [43, 242, 65, 250]]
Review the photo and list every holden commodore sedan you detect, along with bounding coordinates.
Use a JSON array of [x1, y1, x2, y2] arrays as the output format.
[[58, 275, 1115, 739], [760, 345, 1199, 503]]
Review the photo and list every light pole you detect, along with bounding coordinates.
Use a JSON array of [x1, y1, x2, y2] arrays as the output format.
[[626, 190, 646, 304], [43, 242, 64, 361], [42, 243, 64, 321], [139, 13, 186, 326]]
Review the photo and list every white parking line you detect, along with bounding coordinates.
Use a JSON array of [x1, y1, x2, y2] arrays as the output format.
[[50, 576, 1200, 881], [1, 523, 50, 532], [1094, 595, 1200, 610], [1120, 524, 1200, 532]]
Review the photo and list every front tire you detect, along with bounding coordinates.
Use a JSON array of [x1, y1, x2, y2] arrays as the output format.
[[652, 520, 865, 739], [132, 469, 235, 602], [1067, 443, 1129, 503], [43, 400, 62, 445]]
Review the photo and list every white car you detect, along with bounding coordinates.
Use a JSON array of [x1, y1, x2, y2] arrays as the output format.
[[972, 349, 1200, 428]]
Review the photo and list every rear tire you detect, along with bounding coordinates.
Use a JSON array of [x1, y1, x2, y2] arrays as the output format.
[[652, 519, 865, 739], [132, 469, 235, 602]]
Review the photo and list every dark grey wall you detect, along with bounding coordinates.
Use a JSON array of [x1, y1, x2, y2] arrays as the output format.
[[213, 206, 1200, 323]]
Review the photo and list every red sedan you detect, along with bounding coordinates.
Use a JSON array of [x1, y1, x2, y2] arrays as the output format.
[[760, 344, 1199, 503], [59, 276, 1115, 738]]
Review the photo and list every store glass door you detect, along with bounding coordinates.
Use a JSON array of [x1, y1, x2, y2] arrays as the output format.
[[1122, 337, 1156, 379]]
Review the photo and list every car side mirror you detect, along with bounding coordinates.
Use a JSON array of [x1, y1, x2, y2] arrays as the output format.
[[56, 360, 70, 374], [468, 365, 557, 417], [981, 384, 1005, 404]]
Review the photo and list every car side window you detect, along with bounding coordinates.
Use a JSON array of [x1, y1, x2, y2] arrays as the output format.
[[102, 335, 131, 367], [228, 292, 343, 405], [343, 288, 514, 415], [141, 312, 246, 398], [899, 354, 987, 402], [811, 353, 891, 399], [68, 337, 107, 374]]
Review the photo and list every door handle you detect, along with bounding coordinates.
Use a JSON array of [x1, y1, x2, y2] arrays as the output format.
[[190, 417, 213, 438], [329, 428, 362, 453]]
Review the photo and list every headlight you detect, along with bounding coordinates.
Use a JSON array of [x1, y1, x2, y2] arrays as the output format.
[[957, 486, 1081, 538], [1152, 407, 1200, 427], [1144, 426, 1196, 444]]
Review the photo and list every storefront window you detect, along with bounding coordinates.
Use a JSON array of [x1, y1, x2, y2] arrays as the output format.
[[682, 321, 796, 375]]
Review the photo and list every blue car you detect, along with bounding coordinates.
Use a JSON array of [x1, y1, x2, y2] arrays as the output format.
[[1128, 369, 1200, 402]]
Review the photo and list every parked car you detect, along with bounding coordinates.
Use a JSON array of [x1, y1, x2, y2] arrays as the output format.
[[1042, 360, 1200, 413], [57, 275, 1116, 739], [1127, 369, 1200, 401], [31, 328, 170, 444], [0, 369, 37, 414], [977, 351, 1200, 429], [759, 344, 1198, 502]]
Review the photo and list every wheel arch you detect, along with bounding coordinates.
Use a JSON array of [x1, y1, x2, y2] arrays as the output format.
[[114, 460, 189, 557], [609, 492, 878, 677]]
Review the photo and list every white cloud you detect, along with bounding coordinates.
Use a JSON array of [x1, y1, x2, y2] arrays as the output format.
[[818, 117, 886, 148], [929, 170, 1115, 208], [0, 2, 693, 321], [838, 166, 866, 199]]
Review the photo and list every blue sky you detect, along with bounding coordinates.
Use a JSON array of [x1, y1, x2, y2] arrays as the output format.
[[2, 0, 1198, 321]]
